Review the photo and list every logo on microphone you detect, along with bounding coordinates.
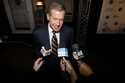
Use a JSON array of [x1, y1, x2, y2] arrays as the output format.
[[58, 48, 68, 57], [72, 43, 85, 60]]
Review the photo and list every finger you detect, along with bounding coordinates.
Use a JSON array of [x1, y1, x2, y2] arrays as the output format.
[[63, 57, 67, 63], [42, 46, 46, 51], [34, 59, 44, 71], [63, 58, 70, 66], [37, 57, 43, 61], [34, 63, 42, 71], [60, 59, 64, 64], [33, 58, 43, 68], [63, 57, 66, 60], [60, 59, 66, 71], [37, 59, 43, 64], [60, 59, 62, 64], [36, 60, 44, 69], [36, 58, 43, 64]]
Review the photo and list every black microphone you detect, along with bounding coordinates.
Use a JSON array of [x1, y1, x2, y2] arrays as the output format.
[[72, 43, 79, 52], [72, 43, 85, 60]]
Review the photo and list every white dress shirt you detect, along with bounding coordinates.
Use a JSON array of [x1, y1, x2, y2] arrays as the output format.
[[48, 24, 60, 48]]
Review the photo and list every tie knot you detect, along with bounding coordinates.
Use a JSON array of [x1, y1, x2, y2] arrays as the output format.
[[52, 31, 58, 34]]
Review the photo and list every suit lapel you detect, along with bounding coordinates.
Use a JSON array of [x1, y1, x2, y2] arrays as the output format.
[[59, 27, 66, 48], [43, 25, 51, 49]]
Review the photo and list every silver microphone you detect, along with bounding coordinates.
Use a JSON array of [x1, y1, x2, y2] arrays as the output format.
[[40, 46, 51, 57]]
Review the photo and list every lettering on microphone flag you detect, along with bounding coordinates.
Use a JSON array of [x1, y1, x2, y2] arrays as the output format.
[[58, 48, 68, 57]]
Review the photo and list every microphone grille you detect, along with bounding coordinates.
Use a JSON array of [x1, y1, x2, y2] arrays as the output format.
[[72, 43, 79, 50]]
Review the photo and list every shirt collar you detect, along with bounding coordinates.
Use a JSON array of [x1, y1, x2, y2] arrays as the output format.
[[48, 24, 53, 33]]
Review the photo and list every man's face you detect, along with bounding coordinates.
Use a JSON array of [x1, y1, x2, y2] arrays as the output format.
[[47, 9, 65, 32]]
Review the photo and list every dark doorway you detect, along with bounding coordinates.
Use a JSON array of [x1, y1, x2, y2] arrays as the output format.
[[0, 0, 11, 39]]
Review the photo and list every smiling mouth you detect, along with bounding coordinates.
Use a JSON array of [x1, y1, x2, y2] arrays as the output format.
[[54, 26, 60, 29]]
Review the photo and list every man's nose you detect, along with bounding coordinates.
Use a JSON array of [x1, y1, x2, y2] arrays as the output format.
[[56, 20, 60, 26]]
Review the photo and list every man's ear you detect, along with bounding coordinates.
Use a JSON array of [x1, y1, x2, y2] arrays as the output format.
[[47, 13, 50, 21]]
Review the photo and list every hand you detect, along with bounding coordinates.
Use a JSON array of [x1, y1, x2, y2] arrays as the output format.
[[60, 58, 66, 71], [33, 57, 44, 71], [62, 57, 73, 73], [60, 57, 72, 72], [77, 60, 94, 77], [60, 57, 78, 83]]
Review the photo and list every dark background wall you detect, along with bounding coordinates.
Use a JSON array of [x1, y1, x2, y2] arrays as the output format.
[[0, 0, 11, 38]]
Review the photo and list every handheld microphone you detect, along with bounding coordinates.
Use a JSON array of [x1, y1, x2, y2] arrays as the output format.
[[57, 48, 68, 57], [72, 43, 79, 52], [58, 48, 70, 82], [40, 46, 51, 57], [72, 43, 85, 60]]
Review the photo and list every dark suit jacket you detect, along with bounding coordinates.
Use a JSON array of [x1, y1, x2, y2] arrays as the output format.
[[32, 24, 74, 83], [32, 24, 74, 57]]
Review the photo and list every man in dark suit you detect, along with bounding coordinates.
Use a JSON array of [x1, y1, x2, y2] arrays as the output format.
[[32, 2, 77, 83]]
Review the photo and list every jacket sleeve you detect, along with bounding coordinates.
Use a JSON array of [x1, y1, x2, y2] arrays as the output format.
[[32, 30, 43, 59]]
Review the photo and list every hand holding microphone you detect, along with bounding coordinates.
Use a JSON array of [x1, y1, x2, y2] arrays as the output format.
[[57, 48, 77, 83], [62, 57, 73, 72], [72, 43, 94, 77], [60, 57, 78, 83], [33, 46, 51, 71]]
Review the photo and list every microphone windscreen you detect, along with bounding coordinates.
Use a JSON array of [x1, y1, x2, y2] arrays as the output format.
[[72, 43, 79, 51]]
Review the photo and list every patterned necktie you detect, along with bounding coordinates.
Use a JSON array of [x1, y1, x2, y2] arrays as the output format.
[[51, 31, 58, 55]]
